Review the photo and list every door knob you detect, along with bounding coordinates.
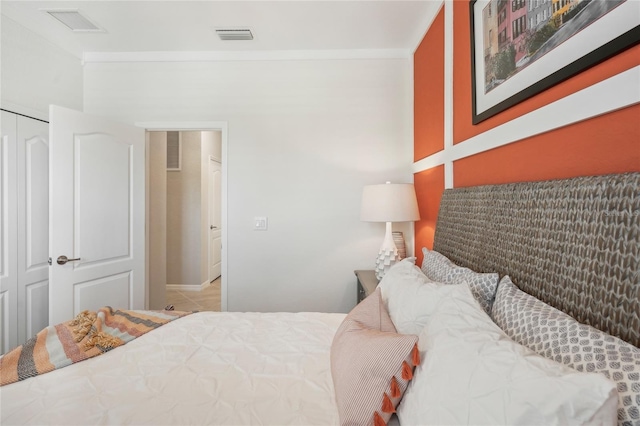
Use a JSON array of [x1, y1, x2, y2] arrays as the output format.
[[57, 255, 81, 265], [210, 225, 217, 229]]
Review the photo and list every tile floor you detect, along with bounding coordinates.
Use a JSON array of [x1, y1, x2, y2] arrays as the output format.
[[166, 277, 221, 312]]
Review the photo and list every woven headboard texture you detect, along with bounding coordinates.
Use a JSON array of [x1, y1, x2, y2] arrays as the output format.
[[433, 173, 639, 347]]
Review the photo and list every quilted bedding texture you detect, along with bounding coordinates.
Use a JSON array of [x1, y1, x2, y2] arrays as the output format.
[[0, 311, 345, 425]]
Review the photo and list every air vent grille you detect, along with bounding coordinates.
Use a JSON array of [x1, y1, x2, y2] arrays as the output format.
[[44, 10, 104, 32], [216, 29, 254, 41]]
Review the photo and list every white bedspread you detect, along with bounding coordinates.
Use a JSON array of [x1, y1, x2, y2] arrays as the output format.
[[0, 311, 345, 425]]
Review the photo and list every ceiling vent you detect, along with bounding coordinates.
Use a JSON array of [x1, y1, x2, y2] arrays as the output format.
[[216, 29, 254, 41], [43, 9, 104, 32]]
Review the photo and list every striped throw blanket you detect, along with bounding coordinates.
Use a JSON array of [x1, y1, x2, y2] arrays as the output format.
[[0, 307, 192, 386]]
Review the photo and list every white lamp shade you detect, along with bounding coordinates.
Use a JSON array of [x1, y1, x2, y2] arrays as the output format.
[[360, 183, 420, 223]]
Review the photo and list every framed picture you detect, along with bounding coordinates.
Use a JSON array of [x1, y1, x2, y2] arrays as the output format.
[[470, 0, 640, 124]]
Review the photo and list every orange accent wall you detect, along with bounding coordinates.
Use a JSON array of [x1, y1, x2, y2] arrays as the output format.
[[452, 0, 640, 144], [454, 104, 640, 187], [413, 1, 639, 260], [414, 8, 445, 161], [414, 165, 445, 266]]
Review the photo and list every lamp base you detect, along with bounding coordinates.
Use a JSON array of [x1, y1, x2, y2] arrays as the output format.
[[373, 221, 401, 280], [374, 247, 400, 280]]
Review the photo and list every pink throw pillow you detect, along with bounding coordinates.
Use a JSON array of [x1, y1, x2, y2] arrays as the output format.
[[330, 289, 420, 426]]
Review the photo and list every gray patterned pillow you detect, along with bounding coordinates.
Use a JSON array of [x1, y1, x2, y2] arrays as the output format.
[[492, 275, 640, 426], [420, 247, 498, 315]]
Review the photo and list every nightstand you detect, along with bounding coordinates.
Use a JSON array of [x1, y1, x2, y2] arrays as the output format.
[[354, 270, 380, 303]]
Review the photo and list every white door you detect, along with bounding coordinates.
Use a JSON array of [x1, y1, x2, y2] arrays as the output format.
[[17, 116, 49, 342], [49, 106, 145, 325], [0, 111, 18, 353], [209, 158, 222, 281]]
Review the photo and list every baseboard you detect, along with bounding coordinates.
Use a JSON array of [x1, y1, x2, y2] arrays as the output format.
[[166, 280, 210, 292]]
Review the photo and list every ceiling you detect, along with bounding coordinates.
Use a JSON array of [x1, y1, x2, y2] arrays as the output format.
[[0, 1, 437, 59]]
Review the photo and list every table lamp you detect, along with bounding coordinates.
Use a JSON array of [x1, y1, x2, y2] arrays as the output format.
[[360, 182, 420, 279]]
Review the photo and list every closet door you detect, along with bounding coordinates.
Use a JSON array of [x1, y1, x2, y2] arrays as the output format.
[[16, 116, 49, 343], [0, 111, 18, 354]]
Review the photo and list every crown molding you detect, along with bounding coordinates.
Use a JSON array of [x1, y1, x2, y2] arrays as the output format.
[[82, 49, 411, 64]]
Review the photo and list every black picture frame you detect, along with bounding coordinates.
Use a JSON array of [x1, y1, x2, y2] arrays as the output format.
[[470, 0, 640, 125]]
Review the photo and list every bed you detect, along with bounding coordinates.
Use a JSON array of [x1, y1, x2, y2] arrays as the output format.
[[1, 172, 638, 426]]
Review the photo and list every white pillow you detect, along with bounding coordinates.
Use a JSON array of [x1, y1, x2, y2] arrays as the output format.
[[491, 275, 640, 425], [377, 259, 464, 335], [397, 284, 619, 426], [377, 258, 423, 302]]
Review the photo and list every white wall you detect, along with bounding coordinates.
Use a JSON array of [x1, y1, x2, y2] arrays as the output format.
[[148, 131, 167, 310], [166, 131, 203, 286], [0, 15, 83, 120], [83, 58, 413, 313]]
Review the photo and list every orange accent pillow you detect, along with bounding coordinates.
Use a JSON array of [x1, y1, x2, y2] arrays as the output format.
[[330, 288, 419, 426]]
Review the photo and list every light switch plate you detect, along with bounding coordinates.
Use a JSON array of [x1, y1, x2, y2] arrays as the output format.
[[254, 216, 268, 231]]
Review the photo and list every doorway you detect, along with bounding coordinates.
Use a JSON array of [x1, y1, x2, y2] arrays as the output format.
[[142, 122, 228, 312]]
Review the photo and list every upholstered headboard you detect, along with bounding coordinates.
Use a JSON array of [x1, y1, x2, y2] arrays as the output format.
[[433, 173, 640, 347]]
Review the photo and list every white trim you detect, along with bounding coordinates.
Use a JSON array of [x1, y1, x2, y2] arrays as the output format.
[[139, 121, 229, 312], [443, 0, 454, 189], [414, 149, 449, 172], [136, 122, 226, 131], [444, 162, 454, 189], [413, 66, 640, 177], [166, 280, 210, 292], [144, 132, 150, 309], [82, 49, 410, 64], [408, 46, 415, 187]]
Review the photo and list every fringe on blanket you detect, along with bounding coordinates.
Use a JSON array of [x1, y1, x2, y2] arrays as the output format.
[[0, 307, 192, 386]]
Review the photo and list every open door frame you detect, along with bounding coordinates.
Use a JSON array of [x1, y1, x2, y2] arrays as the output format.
[[138, 121, 228, 311]]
